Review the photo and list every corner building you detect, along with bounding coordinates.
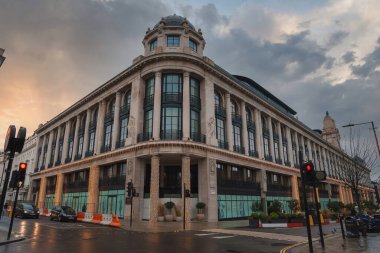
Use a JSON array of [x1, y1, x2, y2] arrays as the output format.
[[29, 15, 373, 222]]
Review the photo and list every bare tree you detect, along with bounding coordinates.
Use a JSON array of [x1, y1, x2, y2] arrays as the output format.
[[340, 128, 379, 213]]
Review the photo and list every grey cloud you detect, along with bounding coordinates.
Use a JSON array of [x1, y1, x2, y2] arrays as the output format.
[[352, 37, 380, 78], [342, 51, 355, 63], [326, 30, 349, 49]]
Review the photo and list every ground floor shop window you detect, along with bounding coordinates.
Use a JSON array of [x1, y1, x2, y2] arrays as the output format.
[[62, 192, 88, 212], [266, 196, 291, 214], [44, 194, 55, 209], [217, 194, 261, 220], [98, 190, 125, 218]]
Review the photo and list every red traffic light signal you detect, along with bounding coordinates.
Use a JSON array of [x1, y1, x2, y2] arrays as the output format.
[[302, 161, 316, 185], [19, 162, 27, 171], [305, 164, 312, 171]]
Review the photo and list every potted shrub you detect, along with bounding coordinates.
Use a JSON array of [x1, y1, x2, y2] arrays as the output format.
[[289, 213, 305, 223], [157, 204, 164, 222], [175, 205, 182, 221], [249, 212, 266, 227], [196, 202, 206, 220], [164, 201, 175, 221]]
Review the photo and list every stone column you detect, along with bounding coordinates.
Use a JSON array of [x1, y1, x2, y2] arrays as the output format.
[[349, 188, 354, 203], [87, 165, 100, 213], [286, 127, 294, 166], [322, 148, 328, 177], [338, 185, 345, 204], [72, 115, 80, 161], [112, 91, 122, 150], [294, 132, 300, 165], [202, 78, 217, 146], [46, 131, 54, 166], [225, 93, 233, 151], [82, 109, 91, 158], [278, 122, 284, 165], [300, 135, 306, 161], [37, 177, 47, 208], [128, 77, 143, 145], [181, 156, 191, 223], [182, 72, 190, 140], [62, 120, 71, 162], [268, 117, 275, 161], [53, 126, 62, 164], [206, 158, 218, 222], [254, 109, 264, 159], [149, 156, 160, 223], [152, 72, 162, 140], [38, 135, 46, 168], [95, 101, 106, 154], [53, 173, 64, 206], [291, 175, 300, 201], [259, 169, 268, 215], [241, 101, 248, 155], [306, 139, 312, 161]]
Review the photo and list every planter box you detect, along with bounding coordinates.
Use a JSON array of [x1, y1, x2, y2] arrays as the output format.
[[262, 218, 288, 224], [248, 217, 260, 228], [288, 217, 305, 224]]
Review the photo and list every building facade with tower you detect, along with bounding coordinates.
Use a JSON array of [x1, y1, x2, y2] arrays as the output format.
[[28, 15, 374, 223]]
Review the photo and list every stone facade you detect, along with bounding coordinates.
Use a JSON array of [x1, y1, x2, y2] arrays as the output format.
[[28, 15, 373, 222]]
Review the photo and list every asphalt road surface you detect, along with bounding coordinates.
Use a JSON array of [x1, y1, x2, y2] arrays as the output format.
[[0, 217, 297, 253]]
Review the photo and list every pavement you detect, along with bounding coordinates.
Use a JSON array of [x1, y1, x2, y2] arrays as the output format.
[[284, 233, 380, 253], [0, 216, 26, 245]]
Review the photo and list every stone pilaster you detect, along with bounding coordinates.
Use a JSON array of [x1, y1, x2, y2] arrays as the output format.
[[254, 109, 264, 159], [338, 185, 345, 204], [182, 72, 190, 140], [95, 101, 106, 154], [128, 78, 143, 145], [46, 131, 54, 166], [181, 156, 191, 223], [54, 173, 64, 206], [268, 117, 275, 161], [112, 91, 122, 150], [286, 127, 294, 166], [87, 165, 100, 213], [300, 135, 306, 161], [241, 101, 248, 155], [37, 177, 47, 208], [291, 175, 300, 201], [278, 122, 284, 165], [207, 158, 218, 222], [202, 78, 217, 146], [259, 169, 268, 215], [225, 93, 233, 151], [61, 120, 71, 162], [53, 126, 61, 164], [39, 135, 46, 167], [152, 72, 162, 140], [149, 156, 160, 223], [72, 115, 80, 161], [82, 109, 91, 158]]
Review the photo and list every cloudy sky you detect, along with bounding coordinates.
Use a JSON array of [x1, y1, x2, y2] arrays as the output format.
[[0, 0, 379, 173]]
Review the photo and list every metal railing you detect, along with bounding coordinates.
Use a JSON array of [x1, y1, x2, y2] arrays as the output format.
[[215, 105, 226, 118], [144, 94, 154, 108], [116, 139, 125, 149], [63, 181, 89, 193], [137, 132, 152, 142], [162, 92, 182, 104], [218, 140, 229, 150], [99, 176, 126, 190], [120, 104, 130, 115], [249, 149, 258, 158], [190, 95, 201, 109], [100, 144, 111, 153], [190, 132, 206, 143], [233, 145, 245, 154], [267, 184, 292, 197], [231, 113, 242, 124]]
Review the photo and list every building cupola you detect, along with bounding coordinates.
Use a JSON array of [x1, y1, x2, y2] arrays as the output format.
[[322, 111, 341, 149], [142, 14, 205, 57]]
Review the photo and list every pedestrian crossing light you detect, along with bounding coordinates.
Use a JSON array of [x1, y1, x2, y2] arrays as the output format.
[[18, 162, 27, 187]]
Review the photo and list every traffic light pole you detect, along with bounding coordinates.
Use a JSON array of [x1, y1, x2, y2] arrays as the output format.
[[299, 151, 313, 253], [7, 185, 20, 240], [0, 152, 15, 220], [129, 180, 133, 228], [183, 183, 186, 230], [313, 185, 325, 248]]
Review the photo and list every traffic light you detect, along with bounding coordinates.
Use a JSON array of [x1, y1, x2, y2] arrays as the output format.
[[127, 181, 133, 197], [18, 162, 27, 186], [9, 171, 19, 188], [302, 161, 316, 185]]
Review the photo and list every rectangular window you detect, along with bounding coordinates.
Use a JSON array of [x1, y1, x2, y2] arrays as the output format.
[[190, 78, 200, 97], [283, 144, 288, 163], [144, 110, 153, 138], [189, 39, 197, 52], [104, 124, 113, 148], [216, 118, 225, 142], [167, 35, 180, 47], [233, 125, 241, 148], [88, 131, 95, 153], [119, 117, 128, 142], [190, 110, 200, 135], [68, 139, 74, 159], [162, 74, 182, 93], [161, 107, 182, 139], [146, 78, 155, 97], [77, 135, 84, 157], [264, 137, 270, 157], [274, 141, 280, 160], [149, 38, 157, 51], [248, 131, 256, 154]]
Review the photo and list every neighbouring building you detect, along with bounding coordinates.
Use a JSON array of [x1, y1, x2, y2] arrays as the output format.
[[28, 15, 374, 222]]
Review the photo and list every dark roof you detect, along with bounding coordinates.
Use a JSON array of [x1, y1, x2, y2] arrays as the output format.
[[154, 14, 195, 31]]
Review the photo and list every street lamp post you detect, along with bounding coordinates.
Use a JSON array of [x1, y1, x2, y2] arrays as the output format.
[[342, 121, 380, 158]]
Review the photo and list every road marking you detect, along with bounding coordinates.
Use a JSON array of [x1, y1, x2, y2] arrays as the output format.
[[212, 235, 237, 239], [195, 233, 219, 236], [202, 228, 307, 243]]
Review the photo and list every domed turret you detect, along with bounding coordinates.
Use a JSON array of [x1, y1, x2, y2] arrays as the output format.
[[141, 14, 205, 58], [322, 111, 341, 149]]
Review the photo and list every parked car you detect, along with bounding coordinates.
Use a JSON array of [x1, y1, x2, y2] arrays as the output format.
[[368, 214, 380, 232], [14, 203, 39, 219], [50, 206, 77, 222]]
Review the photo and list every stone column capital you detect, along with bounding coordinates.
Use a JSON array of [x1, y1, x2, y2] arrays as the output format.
[[183, 71, 190, 78], [155, 71, 161, 78]]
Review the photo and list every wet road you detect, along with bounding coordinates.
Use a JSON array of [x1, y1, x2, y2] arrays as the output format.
[[0, 217, 293, 253]]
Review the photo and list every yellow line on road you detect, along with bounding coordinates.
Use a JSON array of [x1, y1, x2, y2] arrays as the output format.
[[279, 234, 339, 253]]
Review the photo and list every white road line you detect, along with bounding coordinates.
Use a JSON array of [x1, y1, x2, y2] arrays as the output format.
[[195, 233, 220, 236], [212, 235, 237, 239]]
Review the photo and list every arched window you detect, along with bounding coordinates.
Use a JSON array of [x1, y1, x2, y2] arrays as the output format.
[[214, 91, 223, 107], [118, 90, 131, 148]]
